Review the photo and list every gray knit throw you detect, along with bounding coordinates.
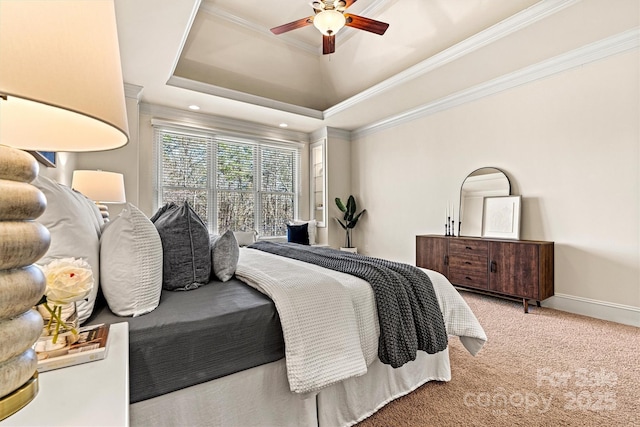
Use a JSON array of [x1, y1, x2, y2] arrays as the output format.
[[248, 241, 448, 368]]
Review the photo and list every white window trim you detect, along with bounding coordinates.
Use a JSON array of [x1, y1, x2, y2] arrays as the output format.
[[153, 121, 301, 236]]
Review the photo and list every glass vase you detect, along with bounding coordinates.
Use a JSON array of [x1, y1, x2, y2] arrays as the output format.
[[35, 301, 80, 359]]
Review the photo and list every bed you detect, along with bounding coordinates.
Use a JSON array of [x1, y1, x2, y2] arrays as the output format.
[[89, 244, 486, 427], [33, 175, 485, 426]]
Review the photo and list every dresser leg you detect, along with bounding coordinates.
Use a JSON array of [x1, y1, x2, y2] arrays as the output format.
[[523, 299, 529, 313], [536, 301, 541, 307]]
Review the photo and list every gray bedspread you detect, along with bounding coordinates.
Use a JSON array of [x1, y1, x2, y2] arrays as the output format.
[[88, 278, 284, 403], [248, 241, 448, 368]]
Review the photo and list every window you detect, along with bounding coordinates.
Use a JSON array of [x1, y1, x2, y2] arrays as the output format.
[[156, 127, 300, 237]]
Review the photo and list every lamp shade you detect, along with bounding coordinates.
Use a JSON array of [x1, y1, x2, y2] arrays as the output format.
[[0, 0, 129, 151], [72, 170, 126, 203], [313, 10, 346, 36]]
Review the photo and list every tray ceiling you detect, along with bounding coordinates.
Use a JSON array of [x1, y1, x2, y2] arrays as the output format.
[[115, 0, 561, 132]]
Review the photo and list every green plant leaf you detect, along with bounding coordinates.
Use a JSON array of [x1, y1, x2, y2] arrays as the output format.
[[335, 197, 346, 213], [347, 209, 366, 228], [335, 217, 347, 230], [346, 195, 356, 216]]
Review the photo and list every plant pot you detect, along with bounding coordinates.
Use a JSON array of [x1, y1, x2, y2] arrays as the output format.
[[340, 247, 358, 253]]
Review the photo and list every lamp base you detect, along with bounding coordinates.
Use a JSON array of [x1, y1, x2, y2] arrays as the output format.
[[96, 203, 110, 222], [0, 371, 38, 421]]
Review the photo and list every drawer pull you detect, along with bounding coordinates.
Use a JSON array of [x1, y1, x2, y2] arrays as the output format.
[[465, 261, 472, 265], [465, 276, 472, 281], [465, 246, 473, 250], [490, 261, 497, 273]]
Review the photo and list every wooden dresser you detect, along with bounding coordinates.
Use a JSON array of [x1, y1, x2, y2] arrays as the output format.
[[416, 235, 554, 312]]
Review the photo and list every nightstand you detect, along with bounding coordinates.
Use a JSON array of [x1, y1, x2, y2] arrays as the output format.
[[1, 322, 129, 426]]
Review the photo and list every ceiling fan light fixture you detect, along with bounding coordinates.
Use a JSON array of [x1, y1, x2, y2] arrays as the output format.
[[313, 10, 346, 36]]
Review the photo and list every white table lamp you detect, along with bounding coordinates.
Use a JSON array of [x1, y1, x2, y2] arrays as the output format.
[[0, 0, 129, 420], [72, 170, 126, 221]]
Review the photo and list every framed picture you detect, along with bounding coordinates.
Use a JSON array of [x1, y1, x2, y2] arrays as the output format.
[[482, 195, 521, 239], [29, 151, 56, 168]]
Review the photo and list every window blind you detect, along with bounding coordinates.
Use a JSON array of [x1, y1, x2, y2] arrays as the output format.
[[155, 126, 299, 237]]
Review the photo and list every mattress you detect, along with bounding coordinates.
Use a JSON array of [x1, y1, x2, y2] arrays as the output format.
[[88, 278, 285, 403]]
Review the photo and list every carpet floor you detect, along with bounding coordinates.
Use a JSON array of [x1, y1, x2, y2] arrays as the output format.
[[358, 291, 639, 426]]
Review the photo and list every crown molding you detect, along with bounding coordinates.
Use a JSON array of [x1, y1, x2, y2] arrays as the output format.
[[167, 75, 324, 120], [124, 83, 144, 101], [141, 102, 310, 144], [353, 27, 640, 138], [325, 0, 581, 119], [327, 127, 352, 141]]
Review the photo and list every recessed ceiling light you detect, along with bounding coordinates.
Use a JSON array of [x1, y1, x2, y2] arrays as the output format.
[[279, 123, 288, 128], [188, 105, 200, 110]]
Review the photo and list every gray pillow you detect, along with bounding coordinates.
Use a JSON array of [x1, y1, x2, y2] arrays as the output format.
[[210, 230, 239, 282], [150, 201, 211, 291]]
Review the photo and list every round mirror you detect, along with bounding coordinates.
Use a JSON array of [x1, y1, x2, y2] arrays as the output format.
[[459, 167, 511, 237]]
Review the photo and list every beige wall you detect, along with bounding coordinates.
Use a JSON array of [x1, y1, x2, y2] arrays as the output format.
[[351, 49, 640, 312]]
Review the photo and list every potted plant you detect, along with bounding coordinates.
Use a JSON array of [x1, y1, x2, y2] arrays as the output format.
[[335, 195, 366, 252]]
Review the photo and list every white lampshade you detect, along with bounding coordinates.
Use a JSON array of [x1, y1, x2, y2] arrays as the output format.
[[0, 0, 129, 151], [313, 10, 346, 36], [72, 170, 126, 203]]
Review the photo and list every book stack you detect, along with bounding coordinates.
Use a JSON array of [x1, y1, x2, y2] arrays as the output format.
[[34, 323, 110, 372]]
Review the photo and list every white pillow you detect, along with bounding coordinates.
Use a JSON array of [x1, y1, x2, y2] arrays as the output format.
[[233, 230, 257, 247], [33, 175, 101, 324], [100, 203, 163, 317], [291, 219, 317, 245]]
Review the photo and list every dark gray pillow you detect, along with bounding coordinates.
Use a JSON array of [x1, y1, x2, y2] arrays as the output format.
[[210, 230, 239, 282], [150, 201, 211, 291]]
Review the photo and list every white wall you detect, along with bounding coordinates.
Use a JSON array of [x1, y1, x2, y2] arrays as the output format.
[[351, 49, 639, 319]]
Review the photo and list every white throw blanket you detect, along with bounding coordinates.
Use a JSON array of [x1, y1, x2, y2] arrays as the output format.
[[236, 248, 486, 394]]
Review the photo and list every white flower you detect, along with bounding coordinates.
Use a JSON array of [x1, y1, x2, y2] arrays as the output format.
[[41, 258, 94, 304]]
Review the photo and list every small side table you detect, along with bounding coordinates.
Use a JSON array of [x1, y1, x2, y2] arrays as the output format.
[[1, 322, 129, 427]]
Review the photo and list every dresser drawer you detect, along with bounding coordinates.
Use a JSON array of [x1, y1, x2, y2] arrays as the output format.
[[448, 251, 488, 289], [449, 239, 488, 256], [449, 270, 488, 289], [449, 254, 488, 275]]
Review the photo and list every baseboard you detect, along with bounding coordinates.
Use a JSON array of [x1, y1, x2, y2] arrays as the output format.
[[542, 294, 640, 328]]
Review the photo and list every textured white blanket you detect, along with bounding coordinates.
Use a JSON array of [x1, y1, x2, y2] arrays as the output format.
[[236, 248, 486, 393], [236, 249, 377, 393]]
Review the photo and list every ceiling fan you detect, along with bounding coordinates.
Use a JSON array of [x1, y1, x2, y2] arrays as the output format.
[[270, 0, 389, 55]]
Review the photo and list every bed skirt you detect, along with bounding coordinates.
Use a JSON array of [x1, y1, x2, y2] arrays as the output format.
[[130, 348, 450, 427]]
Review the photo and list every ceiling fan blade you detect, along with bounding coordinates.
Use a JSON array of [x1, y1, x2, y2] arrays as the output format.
[[344, 14, 389, 35], [270, 16, 314, 35], [323, 34, 336, 55], [344, 0, 358, 8]]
